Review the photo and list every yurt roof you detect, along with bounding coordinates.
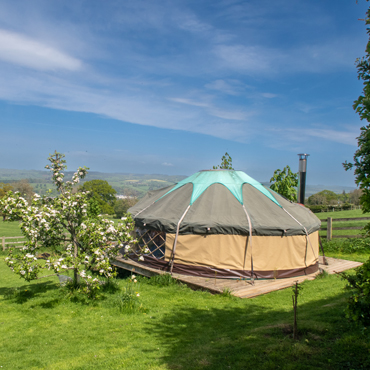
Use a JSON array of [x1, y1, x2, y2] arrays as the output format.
[[128, 170, 321, 237]]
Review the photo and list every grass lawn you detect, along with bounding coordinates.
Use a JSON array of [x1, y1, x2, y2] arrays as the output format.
[[316, 209, 370, 238], [315, 209, 370, 220], [0, 256, 369, 370], [0, 221, 22, 237]]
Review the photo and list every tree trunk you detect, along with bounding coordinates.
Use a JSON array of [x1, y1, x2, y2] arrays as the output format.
[[73, 236, 78, 283]]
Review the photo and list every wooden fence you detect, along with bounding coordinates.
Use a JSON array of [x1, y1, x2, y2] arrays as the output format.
[[321, 217, 370, 240], [2, 236, 27, 251]]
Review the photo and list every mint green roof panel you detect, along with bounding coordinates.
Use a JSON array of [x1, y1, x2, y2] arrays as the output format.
[[157, 170, 281, 207]]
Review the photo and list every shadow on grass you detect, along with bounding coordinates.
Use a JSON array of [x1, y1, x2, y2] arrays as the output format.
[[145, 292, 369, 370], [0, 280, 59, 305]]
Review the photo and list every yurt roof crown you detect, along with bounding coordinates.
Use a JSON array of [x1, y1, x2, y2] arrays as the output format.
[[157, 169, 281, 207]]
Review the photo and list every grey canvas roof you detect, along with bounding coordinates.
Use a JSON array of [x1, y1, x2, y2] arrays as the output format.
[[128, 170, 321, 237]]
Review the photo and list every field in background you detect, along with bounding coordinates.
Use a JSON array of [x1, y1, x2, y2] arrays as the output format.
[[0, 220, 22, 237], [316, 209, 370, 238], [0, 168, 185, 198]]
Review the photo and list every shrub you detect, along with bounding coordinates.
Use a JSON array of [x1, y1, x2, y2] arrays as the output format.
[[322, 238, 370, 254], [341, 258, 370, 329]]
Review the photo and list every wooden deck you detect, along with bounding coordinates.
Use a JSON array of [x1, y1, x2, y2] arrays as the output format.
[[112, 256, 363, 299]]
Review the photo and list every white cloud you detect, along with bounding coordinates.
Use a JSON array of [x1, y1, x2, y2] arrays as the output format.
[[299, 128, 358, 146], [162, 162, 174, 166], [214, 38, 359, 75], [205, 79, 246, 96], [208, 108, 247, 121], [0, 29, 82, 71], [273, 127, 358, 146], [169, 98, 210, 107], [214, 44, 272, 74]]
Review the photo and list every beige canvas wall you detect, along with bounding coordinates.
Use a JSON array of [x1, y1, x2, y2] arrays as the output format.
[[165, 231, 319, 271]]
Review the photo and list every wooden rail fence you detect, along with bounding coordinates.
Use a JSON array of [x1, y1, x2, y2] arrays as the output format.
[[2, 236, 27, 251], [321, 217, 370, 240]]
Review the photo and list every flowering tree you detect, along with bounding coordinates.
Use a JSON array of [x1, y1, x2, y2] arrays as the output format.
[[0, 151, 137, 295]]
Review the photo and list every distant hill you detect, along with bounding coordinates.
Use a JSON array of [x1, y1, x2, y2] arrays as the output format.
[[261, 182, 356, 197], [0, 168, 185, 183], [0, 168, 187, 198], [0, 168, 355, 198]]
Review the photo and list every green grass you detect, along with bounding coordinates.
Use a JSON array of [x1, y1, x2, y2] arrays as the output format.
[[316, 209, 370, 220], [0, 257, 369, 369], [0, 220, 22, 237], [316, 209, 370, 238]]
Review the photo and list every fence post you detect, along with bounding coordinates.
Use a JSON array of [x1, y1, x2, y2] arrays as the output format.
[[2, 236, 5, 251], [327, 217, 332, 241]]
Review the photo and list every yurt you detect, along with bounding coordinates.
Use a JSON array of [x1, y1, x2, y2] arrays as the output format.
[[128, 170, 321, 279]]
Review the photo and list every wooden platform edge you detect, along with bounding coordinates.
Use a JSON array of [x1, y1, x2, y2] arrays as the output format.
[[113, 257, 223, 294], [112, 256, 365, 299], [112, 259, 161, 278]]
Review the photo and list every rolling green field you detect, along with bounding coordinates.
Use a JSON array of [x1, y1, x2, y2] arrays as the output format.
[[316, 209, 370, 238], [315, 209, 368, 220], [0, 221, 22, 238]]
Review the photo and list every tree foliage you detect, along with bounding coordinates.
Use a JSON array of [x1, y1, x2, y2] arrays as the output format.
[[307, 189, 362, 207], [0, 152, 137, 296], [0, 183, 13, 198], [341, 259, 370, 329], [341, 3, 370, 326], [11, 179, 34, 202], [308, 190, 338, 205], [344, 2, 370, 213], [114, 197, 138, 219], [81, 180, 117, 215], [213, 152, 234, 170], [269, 165, 298, 202]]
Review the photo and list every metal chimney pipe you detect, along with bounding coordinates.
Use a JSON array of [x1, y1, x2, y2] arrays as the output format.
[[297, 154, 309, 204]]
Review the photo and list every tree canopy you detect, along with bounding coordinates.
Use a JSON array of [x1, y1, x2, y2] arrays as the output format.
[[11, 179, 34, 202], [269, 165, 298, 202], [213, 152, 234, 170], [114, 197, 138, 219], [0, 183, 13, 198], [81, 180, 117, 215], [307, 190, 338, 206], [344, 2, 370, 213]]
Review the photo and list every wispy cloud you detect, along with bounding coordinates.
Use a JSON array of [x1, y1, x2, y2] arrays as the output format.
[[214, 38, 360, 75], [0, 0, 365, 157], [168, 98, 210, 108], [208, 108, 247, 121], [270, 127, 359, 147], [0, 29, 82, 71], [299, 128, 358, 146], [205, 79, 247, 96]]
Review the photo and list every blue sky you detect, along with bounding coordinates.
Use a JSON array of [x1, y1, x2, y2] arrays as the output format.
[[0, 0, 368, 186]]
